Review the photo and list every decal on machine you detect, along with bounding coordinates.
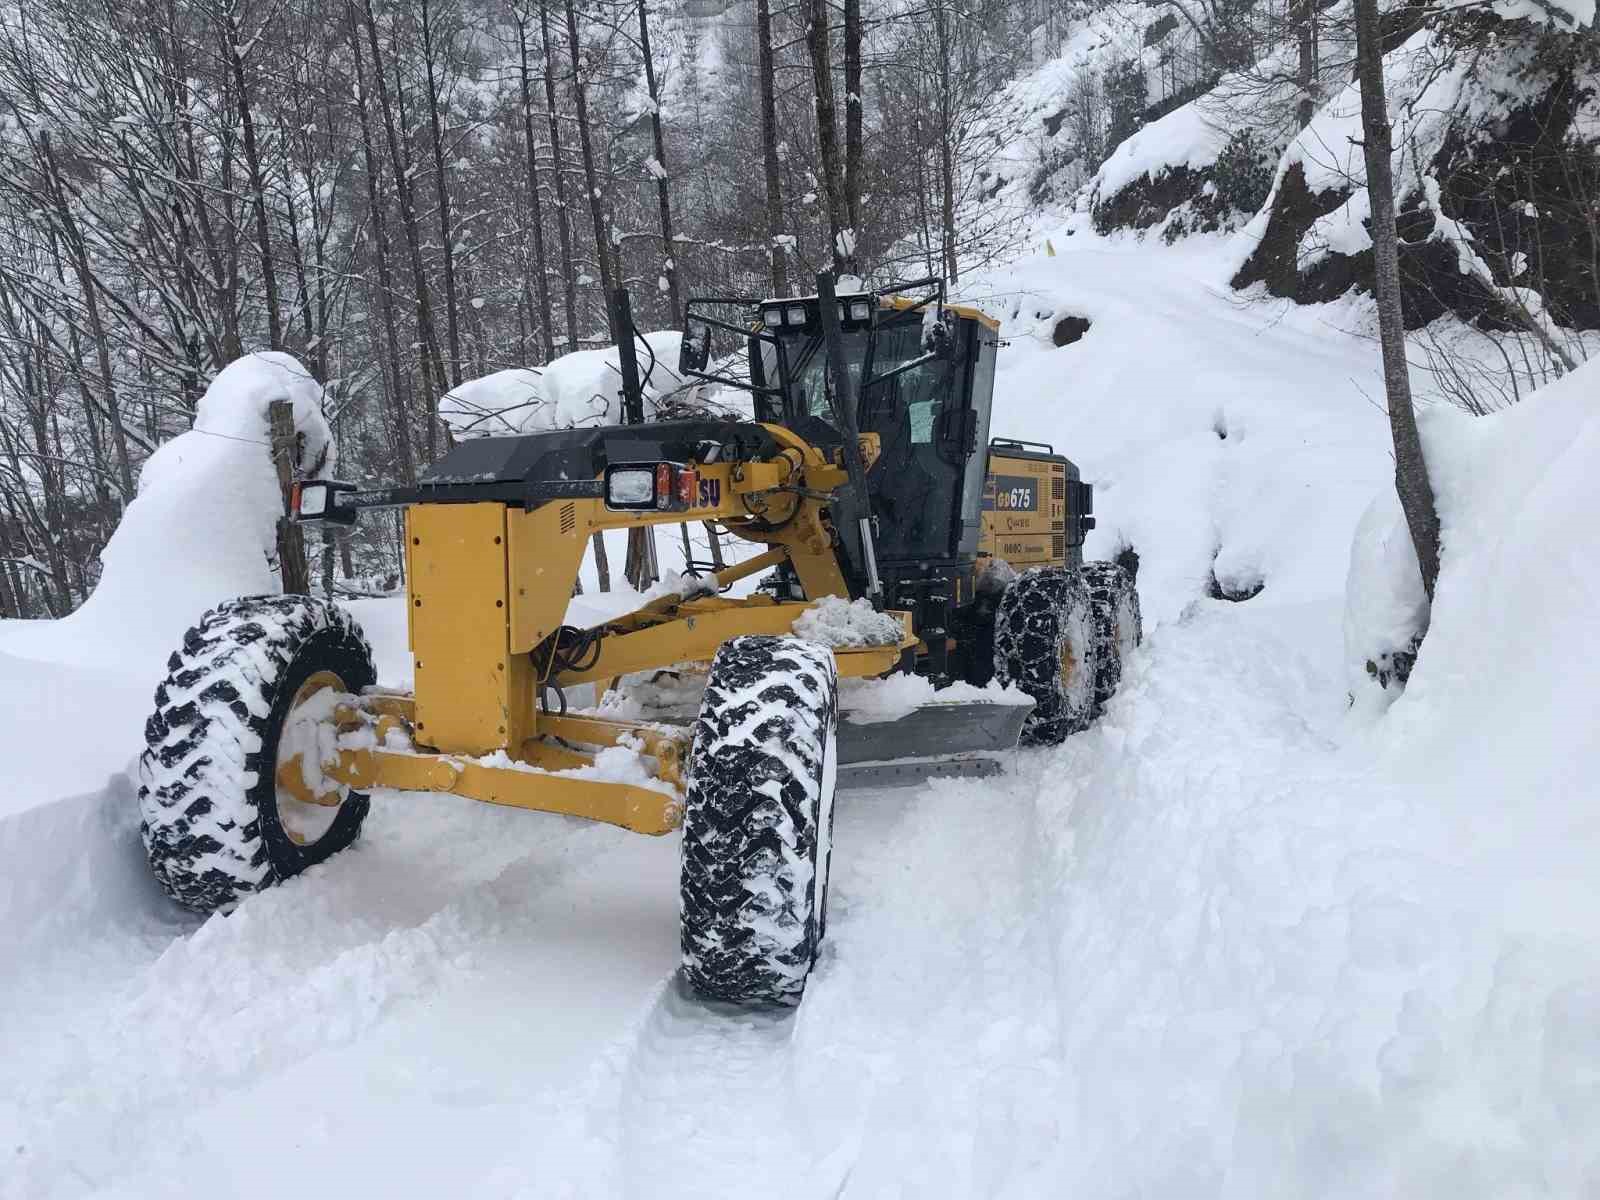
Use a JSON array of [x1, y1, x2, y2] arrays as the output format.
[[982, 474, 1039, 512]]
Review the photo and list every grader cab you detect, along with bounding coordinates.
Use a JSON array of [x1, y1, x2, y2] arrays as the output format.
[[137, 275, 1140, 1007]]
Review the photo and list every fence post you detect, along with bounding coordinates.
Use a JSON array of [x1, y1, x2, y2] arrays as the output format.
[[269, 399, 310, 595]]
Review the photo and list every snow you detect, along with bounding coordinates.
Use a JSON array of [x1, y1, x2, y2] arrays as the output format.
[[1095, 98, 1228, 202], [438, 331, 689, 438], [3, 225, 1599, 1197], [838, 675, 1031, 724], [1450, 0, 1595, 26], [791, 595, 903, 647], [0, 351, 331, 678], [1342, 487, 1428, 715]]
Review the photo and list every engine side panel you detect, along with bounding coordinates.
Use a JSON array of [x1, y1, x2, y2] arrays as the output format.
[[979, 447, 1089, 570]]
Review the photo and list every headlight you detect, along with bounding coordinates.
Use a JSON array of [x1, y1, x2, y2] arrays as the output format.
[[785, 304, 807, 325], [291, 479, 358, 525], [295, 481, 329, 517], [606, 467, 655, 507], [850, 299, 871, 321], [762, 306, 784, 329]]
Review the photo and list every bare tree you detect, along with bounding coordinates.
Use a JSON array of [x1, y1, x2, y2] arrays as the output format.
[[1355, 0, 1440, 598]]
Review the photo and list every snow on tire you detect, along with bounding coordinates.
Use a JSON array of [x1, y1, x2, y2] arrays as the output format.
[[679, 634, 838, 1007], [138, 594, 375, 913], [993, 566, 1098, 746], [1081, 560, 1143, 715]]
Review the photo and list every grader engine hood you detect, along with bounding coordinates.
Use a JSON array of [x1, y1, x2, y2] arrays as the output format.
[[419, 418, 780, 501]]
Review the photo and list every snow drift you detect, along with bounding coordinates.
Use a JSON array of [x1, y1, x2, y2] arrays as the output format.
[[0, 351, 332, 674], [0, 352, 334, 958]]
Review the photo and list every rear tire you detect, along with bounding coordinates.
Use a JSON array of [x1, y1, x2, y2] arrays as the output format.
[[1081, 560, 1143, 714], [679, 635, 838, 1006], [138, 595, 375, 913], [994, 566, 1098, 746]]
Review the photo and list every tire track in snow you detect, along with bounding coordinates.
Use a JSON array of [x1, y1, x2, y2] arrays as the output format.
[[601, 775, 1069, 1198]]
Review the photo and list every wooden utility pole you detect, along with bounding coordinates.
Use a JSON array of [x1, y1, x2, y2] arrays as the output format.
[[269, 400, 310, 594], [1355, 0, 1440, 598]]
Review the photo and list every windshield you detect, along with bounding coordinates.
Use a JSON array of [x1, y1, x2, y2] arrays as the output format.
[[757, 311, 965, 563], [759, 314, 942, 442]]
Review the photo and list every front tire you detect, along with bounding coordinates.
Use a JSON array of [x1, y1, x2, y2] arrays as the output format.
[[1081, 560, 1142, 714], [138, 595, 375, 913], [994, 566, 1098, 746], [679, 635, 838, 1006]]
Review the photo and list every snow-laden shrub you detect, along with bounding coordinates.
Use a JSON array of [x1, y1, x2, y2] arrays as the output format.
[[1211, 127, 1276, 216]]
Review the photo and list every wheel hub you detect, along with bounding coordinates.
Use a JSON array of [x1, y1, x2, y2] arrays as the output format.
[[274, 670, 352, 846]]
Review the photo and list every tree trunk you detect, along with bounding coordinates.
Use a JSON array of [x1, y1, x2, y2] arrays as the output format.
[[420, 0, 463, 386], [755, 0, 788, 296], [37, 133, 136, 500], [843, 0, 863, 261], [541, 0, 581, 354], [934, 0, 958, 284], [1355, 0, 1440, 599], [564, 0, 619, 340], [1295, 0, 1318, 130], [638, 0, 680, 319], [224, 14, 283, 350], [360, 0, 449, 458], [347, 1, 417, 481], [516, 10, 555, 363], [270, 400, 310, 594], [806, 0, 851, 274]]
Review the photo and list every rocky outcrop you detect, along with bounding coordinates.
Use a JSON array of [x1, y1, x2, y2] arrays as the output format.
[[1234, 19, 1600, 331]]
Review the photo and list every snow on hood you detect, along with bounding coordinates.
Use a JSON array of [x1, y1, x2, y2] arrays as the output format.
[[439, 332, 690, 438], [0, 352, 333, 674]]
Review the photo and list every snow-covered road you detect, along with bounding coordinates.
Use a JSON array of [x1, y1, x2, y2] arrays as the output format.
[[4, 229, 1596, 1196], [11, 584, 1583, 1198]]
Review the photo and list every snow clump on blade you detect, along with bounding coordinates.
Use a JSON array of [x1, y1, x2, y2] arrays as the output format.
[[792, 596, 903, 647]]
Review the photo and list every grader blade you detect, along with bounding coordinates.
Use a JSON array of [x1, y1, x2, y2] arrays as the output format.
[[835, 698, 1034, 789]]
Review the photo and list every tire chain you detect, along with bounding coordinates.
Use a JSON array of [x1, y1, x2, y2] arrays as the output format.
[[1080, 560, 1143, 715], [993, 566, 1097, 746]]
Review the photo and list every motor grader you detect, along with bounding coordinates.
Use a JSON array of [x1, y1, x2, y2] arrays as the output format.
[[137, 274, 1140, 1006]]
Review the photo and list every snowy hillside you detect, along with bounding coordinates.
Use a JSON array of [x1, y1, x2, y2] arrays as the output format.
[[3, 212, 1597, 1196]]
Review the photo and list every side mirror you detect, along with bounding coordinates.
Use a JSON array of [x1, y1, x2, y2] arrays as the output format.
[[921, 312, 955, 359], [679, 323, 711, 375]]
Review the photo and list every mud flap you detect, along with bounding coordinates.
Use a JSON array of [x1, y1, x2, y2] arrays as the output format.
[[836, 699, 1034, 790]]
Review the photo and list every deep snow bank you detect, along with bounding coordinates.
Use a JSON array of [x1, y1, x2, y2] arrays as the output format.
[[1026, 356, 1600, 1195], [0, 352, 332, 674], [1383, 359, 1600, 933], [0, 353, 336, 951]]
